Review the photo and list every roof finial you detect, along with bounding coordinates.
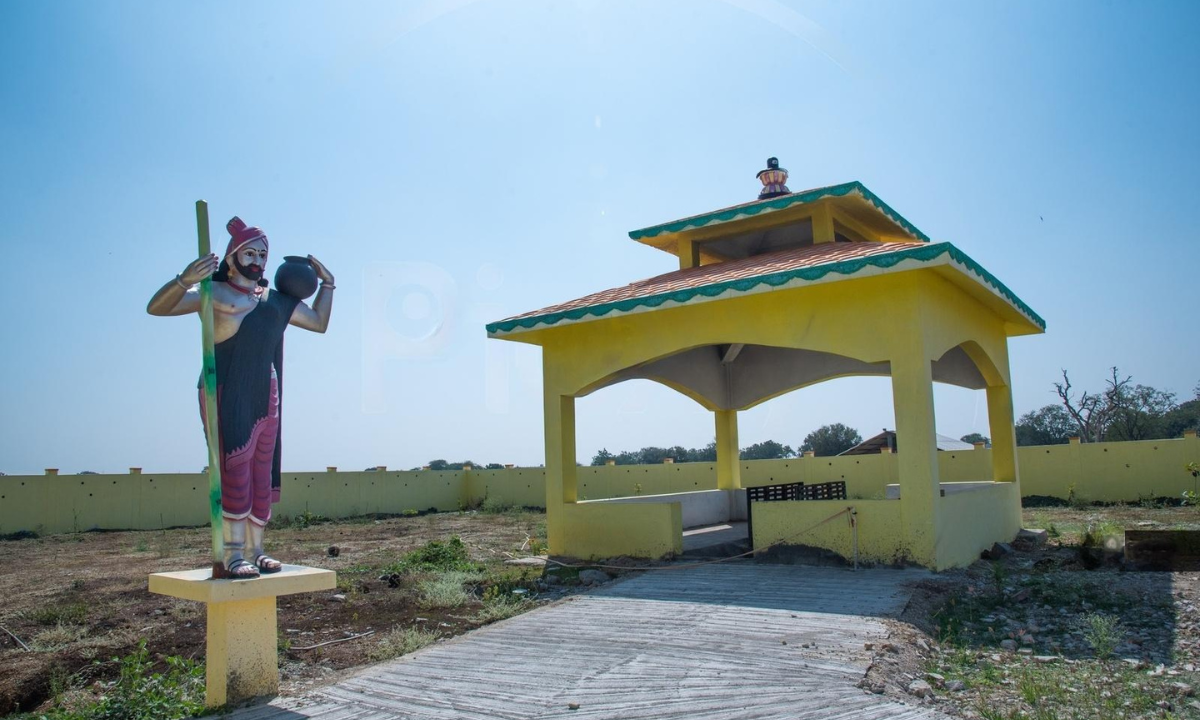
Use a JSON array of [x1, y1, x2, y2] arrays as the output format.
[[756, 157, 791, 200]]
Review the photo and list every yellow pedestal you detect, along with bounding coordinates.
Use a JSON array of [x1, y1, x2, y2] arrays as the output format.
[[148, 565, 336, 708]]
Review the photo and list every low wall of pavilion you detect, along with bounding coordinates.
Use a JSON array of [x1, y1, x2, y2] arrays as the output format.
[[2, 435, 1196, 536]]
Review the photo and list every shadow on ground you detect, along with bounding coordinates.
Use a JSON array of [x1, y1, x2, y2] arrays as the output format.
[[913, 548, 1183, 664]]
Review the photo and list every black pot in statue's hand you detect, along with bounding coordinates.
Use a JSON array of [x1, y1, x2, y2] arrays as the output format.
[[274, 256, 319, 299]]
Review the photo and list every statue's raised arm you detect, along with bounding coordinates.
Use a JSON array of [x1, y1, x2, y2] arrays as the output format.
[[146, 253, 219, 316], [286, 254, 335, 333]]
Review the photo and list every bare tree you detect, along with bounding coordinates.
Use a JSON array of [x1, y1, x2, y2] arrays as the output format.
[[1104, 373, 1176, 441], [1055, 367, 1178, 442], [1054, 369, 1116, 442]]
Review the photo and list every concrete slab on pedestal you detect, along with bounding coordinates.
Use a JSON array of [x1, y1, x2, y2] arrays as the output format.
[[149, 565, 336, 602]]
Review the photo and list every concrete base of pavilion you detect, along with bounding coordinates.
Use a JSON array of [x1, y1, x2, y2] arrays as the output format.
[[149, 565, 336, 708], [570, 482, 1022, 570]]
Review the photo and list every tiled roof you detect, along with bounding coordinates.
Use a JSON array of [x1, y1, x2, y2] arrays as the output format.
[[628, 181, 930, 242], [487, 241, 1044, 336]]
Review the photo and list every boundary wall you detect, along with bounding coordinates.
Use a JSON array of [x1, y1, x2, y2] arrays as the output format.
[[2, 436, 1196, 536]]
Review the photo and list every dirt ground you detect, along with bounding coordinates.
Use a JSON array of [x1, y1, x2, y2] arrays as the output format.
[[4, 503, 1200, 719], [0, 510, 552, 717], [865, 504, 1200, 719]]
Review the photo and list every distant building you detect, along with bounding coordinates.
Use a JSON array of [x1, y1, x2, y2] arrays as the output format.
[[839, 430, 974, 455]]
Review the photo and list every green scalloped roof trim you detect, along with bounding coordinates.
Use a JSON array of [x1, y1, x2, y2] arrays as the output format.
[[486, 242, 1044, 335], [627, 181, 931, 243]]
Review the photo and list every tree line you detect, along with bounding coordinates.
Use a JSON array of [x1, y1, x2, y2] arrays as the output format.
[[1016, 369, 1198, 445], [404, 460, 507, 471], [409, 369, 1197, 471], [587, 368, 1199, 464], [590, 423, 865, 465]]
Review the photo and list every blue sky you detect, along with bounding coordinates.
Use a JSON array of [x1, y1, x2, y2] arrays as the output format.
[[1, 0, 1197, 474]]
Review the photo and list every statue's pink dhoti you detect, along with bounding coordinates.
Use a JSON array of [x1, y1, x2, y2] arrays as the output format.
[[199, 370, 280, 526]]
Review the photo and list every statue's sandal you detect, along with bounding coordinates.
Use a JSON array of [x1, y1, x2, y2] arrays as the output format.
[[227, 558, 261, 578], [255, 554, 283, 573]]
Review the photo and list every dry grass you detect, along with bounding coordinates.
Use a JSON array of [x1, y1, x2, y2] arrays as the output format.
[[30, 623, 87, 652], [417, 570, 482, 609], [470, 598, 536, 624], [367, 626, 442, 662]]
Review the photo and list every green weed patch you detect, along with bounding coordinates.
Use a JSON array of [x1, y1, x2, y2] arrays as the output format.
[[27, 641, 204, 720]]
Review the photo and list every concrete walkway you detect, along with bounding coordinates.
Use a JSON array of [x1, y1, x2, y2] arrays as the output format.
[[229, 563, 949, 720]]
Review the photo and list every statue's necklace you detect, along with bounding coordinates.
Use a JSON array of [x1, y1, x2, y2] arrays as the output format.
[[227, 282, 264, 302]]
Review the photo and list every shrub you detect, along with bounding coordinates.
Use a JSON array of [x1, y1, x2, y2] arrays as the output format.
[[417, 571, 481, 609], [393, 536, 478, 573], [1082, 521, 1123, 549], [273, 509, 327, 529], [40, 641, 204, 720], [989, 561, 1008, 592], [480, 497, 514, 514], [1078, 612, 1123, 659]]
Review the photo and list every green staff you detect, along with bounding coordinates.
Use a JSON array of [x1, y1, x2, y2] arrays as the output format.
[[195, 200, 226, 578]]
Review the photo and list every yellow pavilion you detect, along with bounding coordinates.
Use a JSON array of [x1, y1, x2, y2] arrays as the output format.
[[487, 160, 1044, 570]]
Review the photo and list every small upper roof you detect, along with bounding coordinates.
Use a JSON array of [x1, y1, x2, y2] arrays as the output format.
[[487, 171, 1043, 340], [628, 181, 929, 260]]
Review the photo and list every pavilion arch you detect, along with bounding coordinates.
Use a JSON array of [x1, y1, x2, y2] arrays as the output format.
[[953, 339, 1007, 389], [575, 341, 1006, 413], [554, 321, 894, 401], [930, 338, 1020, 488]]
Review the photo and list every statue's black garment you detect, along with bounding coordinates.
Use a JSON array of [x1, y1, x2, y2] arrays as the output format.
[[200, 290, 300, 500]]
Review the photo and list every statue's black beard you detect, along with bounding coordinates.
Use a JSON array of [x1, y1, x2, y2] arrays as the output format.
[[234, 258, 265, 282]]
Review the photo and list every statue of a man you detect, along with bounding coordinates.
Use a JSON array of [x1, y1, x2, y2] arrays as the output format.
[[147, 217, 334, 578]]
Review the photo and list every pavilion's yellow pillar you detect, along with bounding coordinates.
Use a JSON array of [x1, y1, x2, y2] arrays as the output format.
[[715, 409, 741, 490], [543, 389, 577, 554], [986, 385, 1018, 484], [986, 383, 1022, 530], [890, 351, 941, 568]]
